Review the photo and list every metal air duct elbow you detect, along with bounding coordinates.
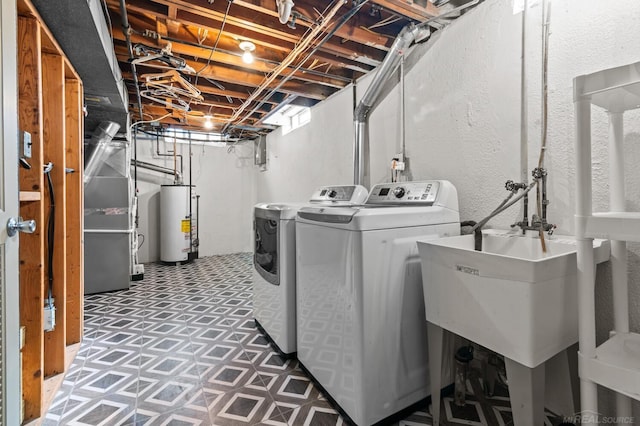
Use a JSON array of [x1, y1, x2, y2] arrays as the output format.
[[353, 24, 429, 186], [84, 121, 121, 183], [277, 0, 294, 25]]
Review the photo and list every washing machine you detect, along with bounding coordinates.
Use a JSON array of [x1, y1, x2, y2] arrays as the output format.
[[295, 180, 460, 425], [253, 185, 368, 357]]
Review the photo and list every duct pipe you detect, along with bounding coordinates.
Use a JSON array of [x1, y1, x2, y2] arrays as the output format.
[[353, 24, 428, 186], [277, 0, 294, 24], [84, 121, 121, 183], [131, 159, 183, 183], [353, 0, 481, 186]]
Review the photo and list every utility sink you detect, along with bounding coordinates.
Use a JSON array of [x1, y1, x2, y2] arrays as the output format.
[[417, 231, 610, 368], [418, 231, 610, 425]]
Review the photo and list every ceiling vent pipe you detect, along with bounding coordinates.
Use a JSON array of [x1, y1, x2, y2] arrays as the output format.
[[277, 0, 294, 24], [353, 0, 481, 186], [353, 24, 428, 187]]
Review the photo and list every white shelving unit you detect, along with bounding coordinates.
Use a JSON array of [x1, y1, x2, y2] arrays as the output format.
[[574, 61, 640, 425]]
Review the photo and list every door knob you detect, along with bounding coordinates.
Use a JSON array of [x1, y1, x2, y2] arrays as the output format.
[[7, 217, 36, 237]]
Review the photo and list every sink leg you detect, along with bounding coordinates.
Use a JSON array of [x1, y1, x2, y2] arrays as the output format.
[[427, 322, 443, 425], [544, 348, 576, 416], [504, 357, 545, 426]]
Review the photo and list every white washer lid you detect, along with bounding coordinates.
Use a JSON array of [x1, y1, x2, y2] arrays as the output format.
[[254, 202, 307, 220]]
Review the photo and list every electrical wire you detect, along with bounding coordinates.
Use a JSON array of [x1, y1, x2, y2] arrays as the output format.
[[230, 0, 369, 130], [44, 163, 55, 308], [130, 112, 173, 131], [225, 0, 350, 130], [137, 233, 145, 249], [536, 0, 551, 252], [193, 0, 233, 88]]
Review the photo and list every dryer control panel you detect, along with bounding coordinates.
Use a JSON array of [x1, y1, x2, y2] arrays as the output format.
[[366, 181, 441, 205], [309, 185, 368, 204]]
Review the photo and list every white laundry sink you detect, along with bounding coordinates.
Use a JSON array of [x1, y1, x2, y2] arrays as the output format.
[[417, 231, 610, 368]]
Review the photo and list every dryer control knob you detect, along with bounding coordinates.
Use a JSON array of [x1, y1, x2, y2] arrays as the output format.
[[327, 190, 337, 198], [392, 187, 406, 198]]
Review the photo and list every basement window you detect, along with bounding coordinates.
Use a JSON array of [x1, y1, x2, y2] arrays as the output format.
[[263, 105, 311, 135]]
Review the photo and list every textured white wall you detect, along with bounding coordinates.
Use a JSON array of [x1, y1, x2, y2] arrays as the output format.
[[257, 0, 640, 415], [375, 0, 524, 228], [257, 87, 355, 203], [134, 134, 257, 262]]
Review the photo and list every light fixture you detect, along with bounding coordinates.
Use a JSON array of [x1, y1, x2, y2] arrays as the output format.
[[239, 41, 256, 64], [203, 114, 214, 130]]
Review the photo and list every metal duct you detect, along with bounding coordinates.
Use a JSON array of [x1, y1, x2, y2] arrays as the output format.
[[353, 24, 427, 186], [131, 159, 183, 183], [277, 0, 294, 24], [84, 121, 121, 183], [353, 0, 481, 186]]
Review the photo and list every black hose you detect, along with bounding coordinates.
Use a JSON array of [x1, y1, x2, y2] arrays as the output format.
[[460, 220, 482, 252], [44, 164, 55, 307]]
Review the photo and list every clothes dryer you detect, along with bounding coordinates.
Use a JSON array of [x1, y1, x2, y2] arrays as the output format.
[[295, 180, 460, 425], [253, 185, 368, 356]]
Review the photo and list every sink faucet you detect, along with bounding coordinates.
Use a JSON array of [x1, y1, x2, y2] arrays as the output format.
[[511, 168, 556, 235]]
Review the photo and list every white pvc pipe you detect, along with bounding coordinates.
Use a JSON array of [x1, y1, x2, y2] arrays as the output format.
[[574, 97, 593, 220], [574, 97, 596, 356], [577, 238, 596, 357], [608, 111, 633, 421], [575, 94, 599, 422], [608, 112, 629, 334], [520, 2, 529, 188], [608, 113, 625, 212], [580, 378, 598, 426]]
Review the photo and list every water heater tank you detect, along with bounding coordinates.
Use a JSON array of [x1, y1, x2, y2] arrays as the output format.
[[160, 185, 191, 264]]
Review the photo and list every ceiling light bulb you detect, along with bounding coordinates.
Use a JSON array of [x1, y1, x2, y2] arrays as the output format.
[[239, 41, 256, 65], [242, 50, 254, 64], [203, 115, 214, 130]]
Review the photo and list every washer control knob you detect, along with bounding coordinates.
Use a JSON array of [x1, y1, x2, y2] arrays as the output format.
[[327, 189, 337, 198], [392, 187, 406, 199]]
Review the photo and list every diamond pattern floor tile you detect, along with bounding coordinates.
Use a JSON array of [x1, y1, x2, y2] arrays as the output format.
[[45, 253, 568, 426]]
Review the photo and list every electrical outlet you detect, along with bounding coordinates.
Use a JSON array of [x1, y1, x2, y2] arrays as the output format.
[[131, 263, 145, 281], [44, 304, 56, 332], [22, 131, 32, 158]]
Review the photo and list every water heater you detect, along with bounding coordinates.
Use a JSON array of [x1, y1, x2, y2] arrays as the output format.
[[160, 185, 191, 264]]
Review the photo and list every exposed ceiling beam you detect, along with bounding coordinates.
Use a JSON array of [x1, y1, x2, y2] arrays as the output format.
[[115, 49, 338, 101], [112, 28, 357, 86], [107, 0, 387, 66], [372, 0, 439, 21]]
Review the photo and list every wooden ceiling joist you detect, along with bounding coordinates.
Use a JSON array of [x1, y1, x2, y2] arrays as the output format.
[[105, 0, 455, 135]]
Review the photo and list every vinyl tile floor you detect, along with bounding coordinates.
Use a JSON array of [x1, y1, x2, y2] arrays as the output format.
[[44, 253, 565, 426]]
